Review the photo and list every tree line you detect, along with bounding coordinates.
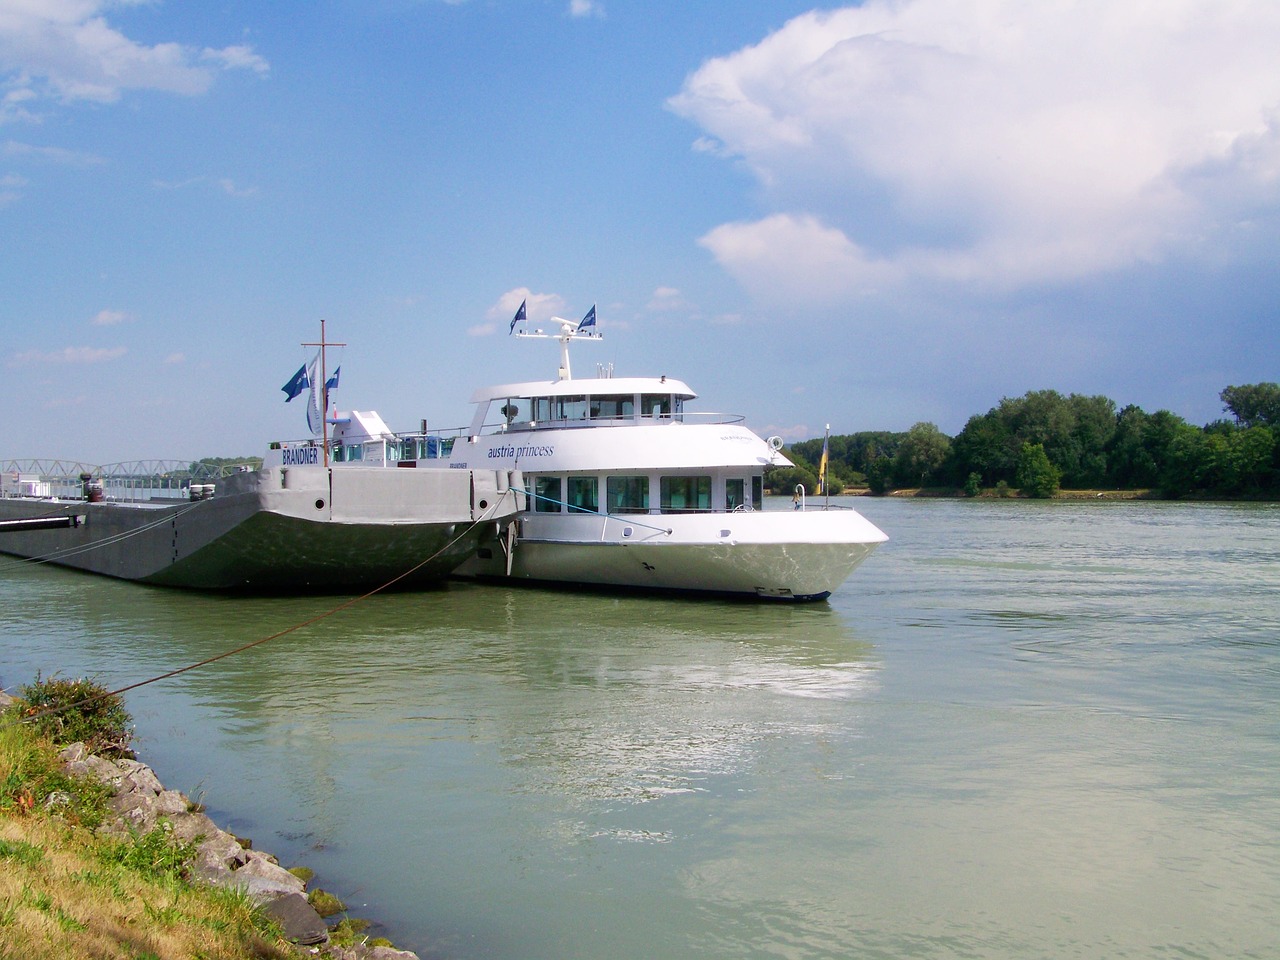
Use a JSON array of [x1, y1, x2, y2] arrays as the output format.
[[770, 382, 1280, 499]]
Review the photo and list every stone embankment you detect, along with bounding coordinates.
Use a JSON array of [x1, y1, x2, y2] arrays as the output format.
[[52, 730, 419, 960]]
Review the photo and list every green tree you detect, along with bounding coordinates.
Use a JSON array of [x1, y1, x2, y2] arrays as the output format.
[[1159, 423, 1210, 497], [866, 457, 894, 496], [1220, 383, 1280, 428], [1015, 442, 1061, 498], [764, 464, 817, 496], [892, 422, 951, 487], [948, 411, 1016, 485]]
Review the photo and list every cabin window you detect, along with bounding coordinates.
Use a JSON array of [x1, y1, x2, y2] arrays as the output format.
[[642, 395, 672, 418], [607, 476, 648, 512], [752, 476, 763, 508], [660, 476, 711, 512], [533, 475, 562, 513], [556, 396, 588, 421], [567, 476, 598, 514], [499, 398, 533, 425], [726, 478, 745, 511], [591, 395, 633, 420]]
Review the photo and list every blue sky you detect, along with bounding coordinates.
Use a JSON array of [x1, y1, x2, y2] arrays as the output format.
[[3, 0, 1278, 464]]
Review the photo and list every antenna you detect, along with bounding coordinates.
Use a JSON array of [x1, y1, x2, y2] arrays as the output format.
[[515, 311, 603, 381]]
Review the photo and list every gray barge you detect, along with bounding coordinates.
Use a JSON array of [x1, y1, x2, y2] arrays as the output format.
[[0, 461, 522, 591]]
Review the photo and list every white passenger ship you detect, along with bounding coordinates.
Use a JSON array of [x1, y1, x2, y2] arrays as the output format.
[[332, 309, 886, 601]]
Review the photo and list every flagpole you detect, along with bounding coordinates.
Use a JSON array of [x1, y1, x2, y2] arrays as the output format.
[[302, 319, 346, 468], [824, 423, 831, 509]]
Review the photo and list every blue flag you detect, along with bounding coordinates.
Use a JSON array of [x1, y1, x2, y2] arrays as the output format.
[[282, 363, 309, 402], [579, 304, 596, 331], [325, 366, 340, 392], [510, 299, 527, 335]]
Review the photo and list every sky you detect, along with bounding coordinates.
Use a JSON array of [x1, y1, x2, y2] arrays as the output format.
[[2, 0, 1278, 464]]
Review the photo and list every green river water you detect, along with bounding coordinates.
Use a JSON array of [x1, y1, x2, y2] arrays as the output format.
[[2, 497, 1278, 959]]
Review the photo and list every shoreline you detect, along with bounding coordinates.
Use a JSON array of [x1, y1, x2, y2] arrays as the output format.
[[770, 488, 1277, 502], [0, 687, 420, 959]]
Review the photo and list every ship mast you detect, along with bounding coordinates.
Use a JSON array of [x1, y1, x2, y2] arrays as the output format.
[[302, 319, 346, 467], [515, 316, 601, 381]]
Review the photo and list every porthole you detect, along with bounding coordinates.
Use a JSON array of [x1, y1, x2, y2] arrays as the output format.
[[315, 499, 325, 510]]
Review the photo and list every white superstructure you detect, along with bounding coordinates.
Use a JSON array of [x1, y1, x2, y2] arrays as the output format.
[[399, 312, 888, 601]]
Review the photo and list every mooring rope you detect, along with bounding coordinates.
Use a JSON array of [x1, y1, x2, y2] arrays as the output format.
[[3, 488, 517, 729]]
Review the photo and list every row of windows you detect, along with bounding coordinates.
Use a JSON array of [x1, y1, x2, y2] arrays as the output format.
[[332, 436, 454, 463], [530, 475, 762, 514], [500, 394, 679, 424]]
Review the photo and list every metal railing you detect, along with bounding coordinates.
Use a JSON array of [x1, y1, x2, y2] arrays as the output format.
[[0, 459, 260, 502]]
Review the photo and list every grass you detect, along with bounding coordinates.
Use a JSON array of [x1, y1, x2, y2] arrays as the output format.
[[0, 705, 297, 960]]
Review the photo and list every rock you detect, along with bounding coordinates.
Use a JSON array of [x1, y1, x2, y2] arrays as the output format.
[[108, 791, 159, 833], [236, 853, 306, 895], [65, 754, 124, 786], [170, 811, 221, 845], [153, 789, 189, 817], [58, 742, 88, 763], [189, 859, 237, 887], [240, 873, 306, 904], [115, 759, 164, 795], [262, 892, 328, 945], [196, 830, 248, 867]]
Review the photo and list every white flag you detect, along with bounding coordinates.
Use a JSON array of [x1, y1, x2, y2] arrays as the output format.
[[305, 352, 323, 436]]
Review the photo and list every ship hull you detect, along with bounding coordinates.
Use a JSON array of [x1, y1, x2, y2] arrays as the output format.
[[458, 508, 886, 601], [0, 465, 519, 592]]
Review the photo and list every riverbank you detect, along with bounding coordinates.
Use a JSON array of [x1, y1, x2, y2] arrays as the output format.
[[884, 487, 1158, 499], [0, 687, 419, 960]]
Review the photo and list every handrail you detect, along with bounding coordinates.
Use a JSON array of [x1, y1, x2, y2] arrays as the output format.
[[1, 458, 260, 480], [1, 459, 261, 503]]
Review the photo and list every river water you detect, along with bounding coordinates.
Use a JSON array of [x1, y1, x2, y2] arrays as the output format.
[[2, 498, 1278, 959]]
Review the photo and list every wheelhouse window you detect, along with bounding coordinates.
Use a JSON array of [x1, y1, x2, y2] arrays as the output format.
[[607, 475, 648, 512], [752, 476, 763, 508], [567, 476, 598, 514], [557, 396, 588, 421], [642, 395, 672, 418], [660, 476, 711, 512], [591, 395, 634, 420], [499, 398, 533, 425], [533, 475, 562, 513], [726, 478, 745, 511]]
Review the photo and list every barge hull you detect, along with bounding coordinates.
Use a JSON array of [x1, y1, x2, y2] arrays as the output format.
[[0, 465, 519, 592]]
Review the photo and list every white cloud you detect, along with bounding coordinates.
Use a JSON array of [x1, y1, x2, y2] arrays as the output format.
[[3, 139, 104, 165], [670, 0, 1280, 302], [163, 352, 185, 364], [568, 0, 603, 19], [486, 287, 568, 332], [0, 0, 268, 116], [91, 308, 127, 325], [9, 345, 127, 365], [200, 44, 268, 76], [0, 169, 22, 204], [151, 175, 257, 197], [646, 286, 687, 311]]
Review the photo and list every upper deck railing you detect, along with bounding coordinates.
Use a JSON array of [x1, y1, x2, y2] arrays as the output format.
[[274, 410, 749, 467], [0, 459, 259, 502]]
